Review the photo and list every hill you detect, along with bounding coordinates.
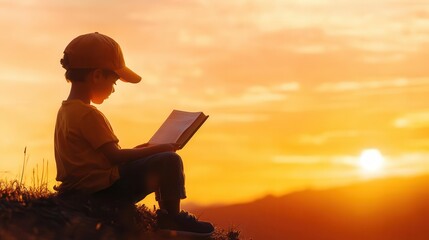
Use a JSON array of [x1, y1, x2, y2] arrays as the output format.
[[0, 181, 239, 240], [190, 175, 429, 240]]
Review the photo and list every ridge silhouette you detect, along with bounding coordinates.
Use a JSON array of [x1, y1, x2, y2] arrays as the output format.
[[190, 175, 429, 240]]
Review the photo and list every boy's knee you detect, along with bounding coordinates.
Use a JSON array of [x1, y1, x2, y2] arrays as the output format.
[[161, 152, 183, 169], [168, 152, 183, 164]]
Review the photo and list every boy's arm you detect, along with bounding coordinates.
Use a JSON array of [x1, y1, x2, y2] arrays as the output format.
[[134, 143, 149, 148], [98, 142, 179, 164]]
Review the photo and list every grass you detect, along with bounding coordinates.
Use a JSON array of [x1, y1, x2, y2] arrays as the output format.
[[0, 179, 241, 240], [0, 149, 241, 239]]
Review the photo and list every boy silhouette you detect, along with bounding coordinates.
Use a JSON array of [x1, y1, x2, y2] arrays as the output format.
[[54, 32, 214, 236]]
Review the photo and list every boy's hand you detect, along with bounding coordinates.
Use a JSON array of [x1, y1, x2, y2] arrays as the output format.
[[100, 142, 181, 164], [135, 142, 180, 152], [155, 143, 180, 152]]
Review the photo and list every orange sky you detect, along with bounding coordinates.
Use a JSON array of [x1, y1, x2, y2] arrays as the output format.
[[1, 0, 429, 206]]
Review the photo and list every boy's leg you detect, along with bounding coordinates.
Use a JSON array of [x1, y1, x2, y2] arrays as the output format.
[[95, 151, 213, 236], [159, 199, 180, 215], [109, 152, 187, 208]]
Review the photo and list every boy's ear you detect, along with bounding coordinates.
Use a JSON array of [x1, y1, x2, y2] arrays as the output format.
[[91, 69, 104, 83]]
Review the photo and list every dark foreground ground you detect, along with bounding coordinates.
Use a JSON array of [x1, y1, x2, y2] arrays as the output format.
[[0, 181, 240, 240]]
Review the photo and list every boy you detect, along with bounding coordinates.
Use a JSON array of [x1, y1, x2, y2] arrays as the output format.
[[54, 32, 214, 236]]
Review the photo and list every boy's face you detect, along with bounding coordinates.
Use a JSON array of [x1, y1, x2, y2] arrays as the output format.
[[90, 69, 119, 104]]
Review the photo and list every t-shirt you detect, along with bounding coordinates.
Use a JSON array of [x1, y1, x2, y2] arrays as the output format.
[[54, 100, 120, 193]]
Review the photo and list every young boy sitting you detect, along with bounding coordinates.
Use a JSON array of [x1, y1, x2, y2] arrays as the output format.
[[54, 32, 214, 236]]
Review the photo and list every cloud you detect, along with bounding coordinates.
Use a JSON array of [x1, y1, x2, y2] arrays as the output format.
[[382, 153, 429, 176], [272, 154, 359, 167], [394, 110, 429, 128], [315, 78, 429, 92], [298, 130, 363, 145], [359, 54, 407, 64], [176, 82, 300, 109], [212, 113, 269, 123], [272, 155, 324, 164], [291, 44, 340, 54], [178, 30, 214, 47]]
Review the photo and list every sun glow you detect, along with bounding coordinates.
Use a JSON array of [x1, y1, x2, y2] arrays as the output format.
[[359, 149, 385, 173]]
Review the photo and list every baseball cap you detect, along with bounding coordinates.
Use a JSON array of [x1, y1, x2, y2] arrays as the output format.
[[61, 32, 141, 83]]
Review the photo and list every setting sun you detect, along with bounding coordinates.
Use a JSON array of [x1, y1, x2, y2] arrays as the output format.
[[359, 149, 385, 173]]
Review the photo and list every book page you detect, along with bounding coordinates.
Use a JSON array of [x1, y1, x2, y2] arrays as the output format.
[[148, 110, 208, 148]]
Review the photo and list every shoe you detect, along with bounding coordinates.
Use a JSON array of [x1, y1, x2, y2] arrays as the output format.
[[156, 209, 215, 237]]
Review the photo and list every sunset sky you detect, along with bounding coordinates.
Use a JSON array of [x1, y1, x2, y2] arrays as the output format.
[[1, 0, 429, 206]]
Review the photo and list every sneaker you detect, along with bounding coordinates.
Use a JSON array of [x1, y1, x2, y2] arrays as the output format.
[[156, 209, 215, 237]]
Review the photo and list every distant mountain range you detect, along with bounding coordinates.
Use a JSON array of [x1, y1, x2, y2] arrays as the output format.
[[190, 175, 429, 240]]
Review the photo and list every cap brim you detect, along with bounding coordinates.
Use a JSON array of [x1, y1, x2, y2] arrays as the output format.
[[116, 66, 142, 83]]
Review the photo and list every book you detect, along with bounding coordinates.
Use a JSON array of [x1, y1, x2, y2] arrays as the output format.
[[148, 110, 209, 149]]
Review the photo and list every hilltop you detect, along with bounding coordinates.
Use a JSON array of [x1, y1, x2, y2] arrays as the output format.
[[0, 181, 240, 240], [190, 175, 429, 240]]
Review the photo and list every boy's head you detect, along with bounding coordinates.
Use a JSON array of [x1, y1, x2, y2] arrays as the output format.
[[61, 32, 141, 84]]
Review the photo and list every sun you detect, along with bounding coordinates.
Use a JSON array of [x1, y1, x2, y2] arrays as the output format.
[[358, 149, 385, 173]]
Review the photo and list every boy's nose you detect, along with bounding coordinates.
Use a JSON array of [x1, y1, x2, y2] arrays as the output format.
[[112, 87, 115, 93]]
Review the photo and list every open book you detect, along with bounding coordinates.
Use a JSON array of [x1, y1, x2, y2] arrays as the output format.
[[148, 110, 209, 149]]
